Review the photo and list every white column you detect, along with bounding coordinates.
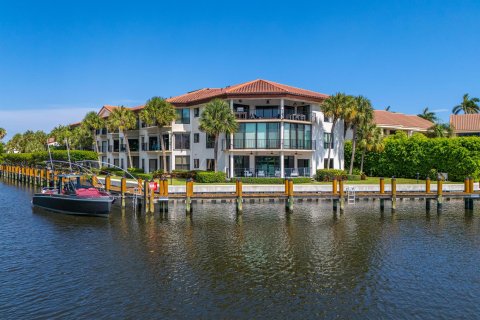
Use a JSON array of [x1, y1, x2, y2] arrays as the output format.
[[280, 152, 285, 178], [280, 98, 284, 118], [280, 98, 284, 149], [230, 99, 234, 110], [229, 153, 234, 178]]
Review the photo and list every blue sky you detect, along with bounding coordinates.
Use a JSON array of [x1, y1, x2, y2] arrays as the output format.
[[1, 0, 479, 139]]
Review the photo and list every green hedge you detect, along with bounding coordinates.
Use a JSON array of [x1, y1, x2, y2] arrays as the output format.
[[315, 169, 347, 182], [1, 150, 98, 166], [171, 170, 197, 179], [196, 171, 226, 183], [152, 170, 165, 179], [238, 177, 312, 184], [345, 134, 480, 181]]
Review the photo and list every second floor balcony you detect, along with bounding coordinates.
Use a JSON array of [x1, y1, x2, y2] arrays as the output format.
[[222, 139, 315, 150], [141, 142, 170, 152]]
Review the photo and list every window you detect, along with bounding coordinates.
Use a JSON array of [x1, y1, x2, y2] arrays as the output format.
[[174, 133, 190, 150], [206, 159, 215, 171], [284, 123, 312, 149], [193, 159, 199, 169], [234, 122, 281, 149], [176, 108, 190, 124], [120, 158, 124, 169], [194, 108, 199, 117], [141, 159, 145, 170], [324, 158, 334, 169], [323, 132, 333, 149], [255, 106, 280, 119], [175, 156, 190, 171], [206, 134, 215, 148], [149, 159, 158, 172], [324, 116, 332, 123], [194, 133, 199, 143]]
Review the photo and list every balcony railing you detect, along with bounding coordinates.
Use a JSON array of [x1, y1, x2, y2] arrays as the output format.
[[98, 146, 109, 153], [108, 146, 119, 152], [233, 167, 311, 178], [234, 112, 313, 122], [223, 139, 315, 150], [95, 129, 108, 135], [141, 143, 170, 151]]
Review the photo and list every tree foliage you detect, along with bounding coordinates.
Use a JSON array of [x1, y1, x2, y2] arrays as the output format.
[[417, 107, 438, 122], [106, 106, 137, 168], [1, 150, 98, 166], [345, 133, 480, 181], [199, 99, 238, 172], [452, 93, 480, 114]]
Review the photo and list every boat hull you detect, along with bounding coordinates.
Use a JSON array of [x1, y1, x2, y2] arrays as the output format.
[[32, 194, 114, 217]]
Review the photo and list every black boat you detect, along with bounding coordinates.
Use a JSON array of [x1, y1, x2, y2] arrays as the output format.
[[32, 174, 115, 217]]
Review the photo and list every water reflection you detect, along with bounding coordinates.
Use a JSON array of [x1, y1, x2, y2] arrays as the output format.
[[1, 180, 480, 319]]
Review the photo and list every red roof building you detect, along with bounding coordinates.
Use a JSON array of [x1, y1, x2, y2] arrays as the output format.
[[450, 114, 480, 136], [373, 110, 433, 136]]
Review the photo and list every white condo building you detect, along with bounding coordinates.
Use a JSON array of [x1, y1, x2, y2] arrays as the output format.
[[91, 79, 344, 178]]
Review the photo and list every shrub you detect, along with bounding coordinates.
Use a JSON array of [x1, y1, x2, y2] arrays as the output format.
[[151, 169, 165, 179], [346, 174, 361, 181], [132, 173, 153, 180], [1, 150, 98, 166], [238, 177, 312, 184], [171, 170, 197, 179], [196, 171, 226, 183], [127, 167, 144, 174], [315, 169, 347, 182], [345, 136, 480, 181]]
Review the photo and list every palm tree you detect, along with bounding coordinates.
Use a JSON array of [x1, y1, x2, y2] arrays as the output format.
[[342, 95, 358, 138], [418, 107, 438, 122], [106, 106, 137, 169], [427, 123, 455, 138], [140, 97, 177, 172], [82, 111, 104, 155], [0, 128, 6, 140], [348, 96, 374, 174], [357, 123, 384, 173], [452, 94, 480, 114], [321, 93, 354, 169], [385, 106, 391, 111], [199, 98, 238, 172]]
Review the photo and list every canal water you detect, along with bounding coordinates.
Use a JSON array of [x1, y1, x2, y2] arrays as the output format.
[[1, 180, 480, 319]]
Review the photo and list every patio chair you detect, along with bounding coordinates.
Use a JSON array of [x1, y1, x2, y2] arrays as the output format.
[[244, 170, 253, 177], [275, 170, 281, 177], [290, 169, 299, 177], [257, 170, 266, 177]]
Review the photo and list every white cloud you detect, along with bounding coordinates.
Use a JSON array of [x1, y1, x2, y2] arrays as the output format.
[[0, 107, 93, 141], [431, 108, 449, 113]]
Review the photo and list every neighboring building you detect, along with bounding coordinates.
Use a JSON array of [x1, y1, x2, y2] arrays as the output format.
[[450, 114, 480, 136], [86, 79, 344, 178], [373, 110, 433, 136], [346, 110, 433, 139]]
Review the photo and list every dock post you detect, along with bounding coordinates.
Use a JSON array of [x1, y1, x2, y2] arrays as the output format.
[[149, 180, 155, 213], [159, 178, 169, 213], [426, 177, 431, 193], [339, 178, 345, 212], [105, 175, 111, 192], [284, 179, 289, 196], [426, 198, 431, 212], [185, 178, 193, 215], [464, 177, 470, 193], [236, 178, 243, 213], [143, 180, 149, 214], [380, 177, 385, 194], [287, 179, 294, 212], [469, 177, 474, 194], [380, 199, 385, 213], [333, 199, 338, 213], [332, 178, 338, 195], [437, 178, 443, 213], [391, 177, 397, 211], [121, 177, 127, 209]]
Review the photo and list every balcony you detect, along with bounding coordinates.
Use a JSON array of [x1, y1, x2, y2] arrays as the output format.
[[95, 129, 108, 135], [98, 146, 108, 153], [223, 139, 315, 150], [233, 167, 311, 178], [234, 112, 314, 122], [108, 146, 119, 152], [141, 143, 170, 151]]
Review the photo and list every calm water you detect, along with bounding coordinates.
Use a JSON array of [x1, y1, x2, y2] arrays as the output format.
[[1, 180, 480, 319]]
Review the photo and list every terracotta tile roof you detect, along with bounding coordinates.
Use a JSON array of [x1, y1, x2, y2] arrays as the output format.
[[374, 110, 433, 130], [103, 105, 119, 112], [450, 114, 480, 132], [167, 79, 328, 105]]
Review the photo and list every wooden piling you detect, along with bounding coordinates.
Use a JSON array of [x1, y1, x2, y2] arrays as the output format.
[[332, 178, 338, 195], [426, 177, 431, 193], [143, 180, 149, 214], [464, 177, 469, 193], [339, 178, 345, 212], [437, 178, 443, 212], [186, 178, 193, 214], [391, 177, 397, 211], [236, 179, 243, 213], [469, 177, 474, 194], [121, 177, 127, 208], [287, 179, 294, 211], [380, 178, 385, 194], [105, 176, 111, 192]]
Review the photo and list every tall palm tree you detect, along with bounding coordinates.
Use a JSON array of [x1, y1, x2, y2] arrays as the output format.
[[427, 123, 455, 138], [321, 93, 354, 169], [82, 111, 104, 155], [452, 94, 480, 114], [385, 106, 391, 111], [0, 128, 6, 140], [140, 97, 177, 172], [106, 106, 137, 169], [199, 98, 238, 172], [342, 95, 358, 138], [418, 107, 438, 122], [357, 123, 384, 173], [348, 96, 374, 174]]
